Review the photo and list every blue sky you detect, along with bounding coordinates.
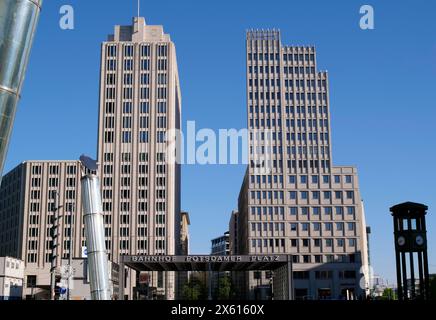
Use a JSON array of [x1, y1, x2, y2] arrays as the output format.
[[5, 0, 436, 283]]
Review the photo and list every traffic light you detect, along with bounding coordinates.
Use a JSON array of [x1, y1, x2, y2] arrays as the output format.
[[50, 213, 61, 260]]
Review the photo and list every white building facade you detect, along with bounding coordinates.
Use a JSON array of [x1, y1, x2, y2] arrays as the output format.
[[0, 257, 24, 300]]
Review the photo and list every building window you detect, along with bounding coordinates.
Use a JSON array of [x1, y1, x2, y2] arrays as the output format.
[[324, 207, 332, 215], [315, 271, 332, 279], [339, 271, 356, 279], [122, 131, 131, 143], [140, 131, 149, 143], [26, 275, 37, 288]]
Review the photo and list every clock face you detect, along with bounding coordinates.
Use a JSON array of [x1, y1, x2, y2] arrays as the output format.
[[397, 236, 406, 246], [415, 235, 424, 246]]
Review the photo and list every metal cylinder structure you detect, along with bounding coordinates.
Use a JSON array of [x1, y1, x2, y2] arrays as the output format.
[[81, 174, 111, 300], [0, 0, 42, 180]]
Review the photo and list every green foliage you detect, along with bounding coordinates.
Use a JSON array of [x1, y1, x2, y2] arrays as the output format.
[[217, 275, 233, 300], [182, 277, 206, 300], [381, 288, 396, 300]]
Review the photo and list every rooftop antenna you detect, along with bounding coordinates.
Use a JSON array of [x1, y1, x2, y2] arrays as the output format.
[[137, 0, 140, 18]]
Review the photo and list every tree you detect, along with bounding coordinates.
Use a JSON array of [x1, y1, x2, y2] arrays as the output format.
[[217, 275, 233, 300], [182, 276, 206, 300], [381, 288, 396, 300]]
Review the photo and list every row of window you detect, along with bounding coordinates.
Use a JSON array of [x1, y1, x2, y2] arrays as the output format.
[[106, 44, 166, 58], [250, 190, 355, 201], [105, 101, 167, 115], [105, 102, 151, 114], [101, 200, 167, 213], [251, 237, 356, 249], [30, 165, 76, 176], [106, 58, 168, 72], [105, 86, 169, 100], [107, 72, 168, 86], [248, 105, 328, 116], [250, 174, 353, 185], [251, 221, 356, 233], [104, 130, 167, 144], [250, 159, 331, 171], [248, 53, 315, 63], [250, 206, 356, 220], [103, 152, 149, 163]]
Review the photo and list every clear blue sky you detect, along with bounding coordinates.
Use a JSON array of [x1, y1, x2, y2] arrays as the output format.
[[5, 0, 436, 283]]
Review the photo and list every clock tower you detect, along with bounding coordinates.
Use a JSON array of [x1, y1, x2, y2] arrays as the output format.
[[390, 202, 430, 300]]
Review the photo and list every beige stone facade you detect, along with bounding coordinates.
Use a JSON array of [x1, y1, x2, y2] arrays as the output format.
[[96, 17, 182, 299], [235, 30, 369, 300], [0, 160, 83, 299]]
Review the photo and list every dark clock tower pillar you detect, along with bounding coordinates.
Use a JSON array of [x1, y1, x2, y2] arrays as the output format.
[[390, 202, 430, 300]]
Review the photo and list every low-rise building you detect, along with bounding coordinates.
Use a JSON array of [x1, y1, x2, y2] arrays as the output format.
[[0, 257, 24, 300]]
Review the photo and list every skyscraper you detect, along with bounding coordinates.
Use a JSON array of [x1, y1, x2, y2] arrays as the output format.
[[0, 16, 182, 300], [96, 17, 182, 299], [236, 30, 369, 300]]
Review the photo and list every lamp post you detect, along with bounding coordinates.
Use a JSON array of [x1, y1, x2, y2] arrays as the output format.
[[50, 191, 62, 300]]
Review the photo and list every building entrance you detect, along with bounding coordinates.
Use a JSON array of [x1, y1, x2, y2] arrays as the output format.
[[119, 254, 294, 300]]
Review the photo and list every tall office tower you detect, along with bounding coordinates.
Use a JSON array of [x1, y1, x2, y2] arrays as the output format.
[[0, 161, 83, 299], [237, 30, 369, 300], [97, 17, 182, 300]]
